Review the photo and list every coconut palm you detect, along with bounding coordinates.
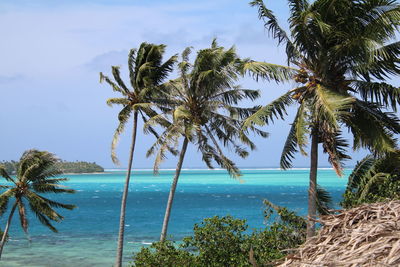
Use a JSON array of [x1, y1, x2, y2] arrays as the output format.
[[99, 43, 177, 267], [0, 149, 76, 259], [246, 0, 400, 237], [145, 40, 269, 242], [342, 151, 400, 208]]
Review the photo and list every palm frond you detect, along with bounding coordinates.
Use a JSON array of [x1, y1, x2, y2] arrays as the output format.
[[31, 183, 75, 194], [344, 100, 398, 154], [204, 125, 241, 178], [106, 98, 131, 107], [280, 103, 309, 170], [353, 80, 400, 111], [250, 0, 300, 62], [111, 66, 130, 93], [316, 185, 333, 215], [0, 165, 14, 183], [241, 60, 297, 82], [312, 85, 355, 129], [18, 150, 60, 183], [99, 72, 128, 96], [0, 189, 15, 217], [280, 116, 299, 170], [346, 155, 375, 192], [128, 48, 137, 89], [243, 90, 294, 128], [111, 106, 133, 165]]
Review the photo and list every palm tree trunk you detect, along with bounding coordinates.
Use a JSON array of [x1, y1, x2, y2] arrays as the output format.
[[115, 111, 138, 267], [0, 201, 18, 260], [160, 137, 189, 242], [307, 127, 318, 239]]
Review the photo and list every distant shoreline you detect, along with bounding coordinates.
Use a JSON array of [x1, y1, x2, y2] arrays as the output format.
[[102, 167, 354, 172], [64, 172, 109, 175]]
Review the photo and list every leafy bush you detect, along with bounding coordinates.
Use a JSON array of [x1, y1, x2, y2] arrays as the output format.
[[132, 202, 306, 267], [133, 241, 195, 267], [182, 216, 249, 266], [244, 201, 306, 266]]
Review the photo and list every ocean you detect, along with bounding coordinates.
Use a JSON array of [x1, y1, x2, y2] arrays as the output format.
[[1, 168, 350, 266]]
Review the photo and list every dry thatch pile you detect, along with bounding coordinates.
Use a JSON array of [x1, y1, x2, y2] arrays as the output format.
[[278, 200, 400, 267]]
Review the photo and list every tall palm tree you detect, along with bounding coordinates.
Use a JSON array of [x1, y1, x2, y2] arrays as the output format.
[[0, 149, 76, 259], [99, 43, 177, 267], [246, 0, 400, 237], [145, 40, 269, 242]]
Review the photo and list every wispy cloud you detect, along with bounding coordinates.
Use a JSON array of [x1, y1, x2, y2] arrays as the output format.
[[0, 74, 24, 84]]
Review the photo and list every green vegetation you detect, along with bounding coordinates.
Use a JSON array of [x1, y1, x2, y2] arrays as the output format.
[[0, 161, 17, 175], [0, 150, 76, 259], [246, 0, 400, 237], [342, 152, 400, 209], [100, 43, 177, 267], [56, 161, 104, 173], [132, 201, 306, 267], [0, 160, 104, 174]]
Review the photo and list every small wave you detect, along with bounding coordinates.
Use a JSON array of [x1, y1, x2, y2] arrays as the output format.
[[92, 196, 99, 199]]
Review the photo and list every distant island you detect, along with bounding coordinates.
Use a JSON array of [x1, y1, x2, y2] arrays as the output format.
[[0, 160, 104, 174]]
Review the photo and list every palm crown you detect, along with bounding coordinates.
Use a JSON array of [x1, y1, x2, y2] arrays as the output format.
[[100, 43, 178, 164], [0, 150, 75, 234]]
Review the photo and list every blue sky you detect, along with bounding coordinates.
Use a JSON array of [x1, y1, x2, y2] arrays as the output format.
[[0, 0, 377, 169]]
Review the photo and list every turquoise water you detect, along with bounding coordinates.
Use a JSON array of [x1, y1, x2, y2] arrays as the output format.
[[1, 169, 350, 266]]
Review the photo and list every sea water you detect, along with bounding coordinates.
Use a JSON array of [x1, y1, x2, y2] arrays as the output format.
[[1, 169, 350, 267]]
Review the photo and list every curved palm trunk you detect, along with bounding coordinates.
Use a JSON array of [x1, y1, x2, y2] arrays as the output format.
[[307, 127, 318, 239], [0, 201, 18, 260], [115, 111, 138, 267], [160, 137, 189, 242]]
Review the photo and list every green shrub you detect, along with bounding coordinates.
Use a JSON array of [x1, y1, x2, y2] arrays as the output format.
[[133, 240, 195, 267], [132, 203, 306, 267], [182, 215, 249, 266], [243, 201, 306, 266]]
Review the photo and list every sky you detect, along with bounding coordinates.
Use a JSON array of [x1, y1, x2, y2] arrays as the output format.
[[0, 0, 385, 169]]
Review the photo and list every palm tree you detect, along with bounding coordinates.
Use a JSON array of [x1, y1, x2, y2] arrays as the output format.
[[341, 151, 400, 208], [145, 40, 269, 242], [99, 43, 177, 267], [246, 0, 400, 237], [0, 149, 76, 259]]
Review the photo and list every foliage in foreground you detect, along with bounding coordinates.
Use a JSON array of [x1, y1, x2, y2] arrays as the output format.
[[342, 151, 400, 209], [132, 202, 306, 267]]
